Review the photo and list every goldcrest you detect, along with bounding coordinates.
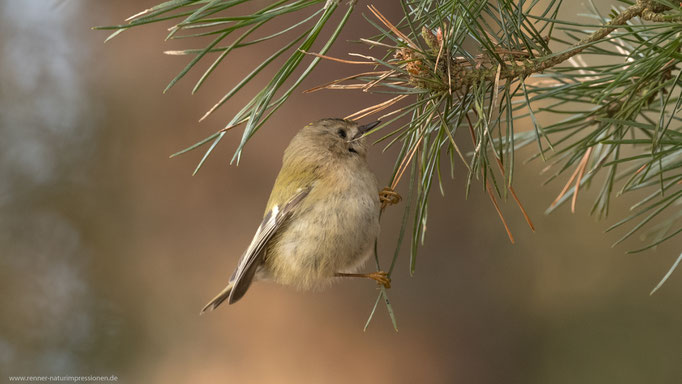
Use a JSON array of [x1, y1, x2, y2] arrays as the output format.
[[201, 118, 389, 312]]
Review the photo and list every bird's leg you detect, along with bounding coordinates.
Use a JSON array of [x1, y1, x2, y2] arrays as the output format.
[[379, 187, 402, 209], [335, 271, 391, 289]]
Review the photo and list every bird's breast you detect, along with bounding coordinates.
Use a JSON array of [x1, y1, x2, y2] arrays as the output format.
[[265, 164, 380, 290]]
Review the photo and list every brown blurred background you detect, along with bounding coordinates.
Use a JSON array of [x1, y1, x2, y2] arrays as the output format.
[[0, 1, 680, 383]]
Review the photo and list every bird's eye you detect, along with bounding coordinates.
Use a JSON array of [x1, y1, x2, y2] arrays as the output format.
[[337, 129, 347, 139]]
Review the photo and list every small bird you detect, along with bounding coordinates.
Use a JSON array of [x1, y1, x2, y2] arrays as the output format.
[[201, 118, 391, 313]]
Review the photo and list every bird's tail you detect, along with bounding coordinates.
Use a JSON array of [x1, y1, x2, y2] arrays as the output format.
[[200, 282, 234, 314]]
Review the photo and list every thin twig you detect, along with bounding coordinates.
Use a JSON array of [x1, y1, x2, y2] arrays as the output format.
[[299, 50, 375, 64], [345, 95, 408, 121], [551, 160, 584, 208], [571, 147, 593, 213], [304, 71, 390, 93], [367, 5, 418, 49], [486, 181, 515, 244], [363, 70, 396, 92], [494, 157, 535, 231]]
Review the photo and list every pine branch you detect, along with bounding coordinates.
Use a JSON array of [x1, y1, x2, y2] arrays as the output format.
[[304, 0, 682, 310], [407, 1, 674, 92], [95, 0, 354, 171], [97, 0, 682, 329]]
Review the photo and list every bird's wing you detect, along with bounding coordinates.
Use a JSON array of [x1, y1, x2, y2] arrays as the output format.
[[228, 187, 311, 304]]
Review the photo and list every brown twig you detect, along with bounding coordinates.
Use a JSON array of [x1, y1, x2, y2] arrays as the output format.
[[299, 50, 375, 65], [550, 148, 594, 210], [571, 147, 593, 213], [486, 181, 515, 244], [551, 160, 583, 207], [367, 5, 418, 50], [344, 95, 408, 121], [304, 71, 390, 93], [494, 157, 535, 231]]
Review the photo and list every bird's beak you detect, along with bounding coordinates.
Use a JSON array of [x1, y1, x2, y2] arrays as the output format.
[[353, 121, 381, 140]]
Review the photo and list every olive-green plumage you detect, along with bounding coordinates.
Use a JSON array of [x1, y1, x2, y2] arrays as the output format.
[[201, 118, 381, 312]]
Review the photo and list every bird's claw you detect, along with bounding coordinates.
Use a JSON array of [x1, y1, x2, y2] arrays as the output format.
[[369, 271, 391, 289], [379, 187, 402, 208]]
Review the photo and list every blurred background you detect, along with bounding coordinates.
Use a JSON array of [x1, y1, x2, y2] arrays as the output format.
[[0, 1, 680, 383]]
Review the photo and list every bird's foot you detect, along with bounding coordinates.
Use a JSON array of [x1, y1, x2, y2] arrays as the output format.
[[367, 271, 391, 289], [379, 187, 402, 208], [335, 271, 391, 289]]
